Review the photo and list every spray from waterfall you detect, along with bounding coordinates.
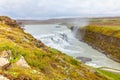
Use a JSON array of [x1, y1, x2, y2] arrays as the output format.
[[61, 18, 90, 40]]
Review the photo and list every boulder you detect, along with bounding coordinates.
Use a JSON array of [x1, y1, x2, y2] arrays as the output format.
[[0, 58, 9, 68], [0, 16, 18, 27], [0, 75, 9, 80], [0, 50, 12, 59], [16, 56, 30, 68], [76, 57, 92, 63]]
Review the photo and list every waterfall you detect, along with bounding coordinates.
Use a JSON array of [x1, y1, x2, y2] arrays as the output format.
[[61, 18, 90, 40], [24, 24, 120, 70], [72, 26, 79, 36]]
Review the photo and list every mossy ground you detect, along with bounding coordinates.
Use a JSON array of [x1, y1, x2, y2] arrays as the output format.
[[0, 17, 111, 80], [85, 25, 120, 38], [96, 69, 120, 80], [83, 25, 120, 62]]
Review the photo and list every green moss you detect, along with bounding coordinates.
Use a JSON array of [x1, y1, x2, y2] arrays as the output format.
[[70, 58, 80, 66], [5, 67, 45, 80], [85, 25, 120, 38], [48, 47, 61, 54], [97, 69, 120, 80]]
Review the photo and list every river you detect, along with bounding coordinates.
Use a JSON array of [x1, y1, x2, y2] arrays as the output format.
[[24, 24, 120, 70]]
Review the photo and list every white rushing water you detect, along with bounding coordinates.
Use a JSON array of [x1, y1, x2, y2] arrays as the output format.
[[24, 24, 120, 70]]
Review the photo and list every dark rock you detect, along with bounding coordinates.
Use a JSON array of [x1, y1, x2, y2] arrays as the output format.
[[55, 26, 60, 28], [0, 16, 19, 27], [34, 39, 45, 48], [76, 57, 92, 63], [83, 29, 120, 63], [2, 63, 11, 70]]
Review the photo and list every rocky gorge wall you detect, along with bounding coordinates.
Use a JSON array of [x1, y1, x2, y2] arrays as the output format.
[[82, 26, 120, 63]]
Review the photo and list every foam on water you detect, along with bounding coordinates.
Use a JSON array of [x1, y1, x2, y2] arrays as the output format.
[[24, 24, 120, 70]]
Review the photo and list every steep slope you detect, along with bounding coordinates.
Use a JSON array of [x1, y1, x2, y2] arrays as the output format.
[[0, 16, 109, 80], [83, 25, 120, 63]]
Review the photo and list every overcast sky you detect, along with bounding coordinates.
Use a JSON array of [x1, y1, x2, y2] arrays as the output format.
[[0, 0, 120, 19]]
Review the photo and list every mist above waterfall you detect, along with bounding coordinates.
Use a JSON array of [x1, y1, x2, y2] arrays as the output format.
[[70, 18, 90, 27], [61, 18, 90, 39]]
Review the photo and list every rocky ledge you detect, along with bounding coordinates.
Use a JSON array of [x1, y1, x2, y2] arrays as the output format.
[[82, 25, 120, 63]]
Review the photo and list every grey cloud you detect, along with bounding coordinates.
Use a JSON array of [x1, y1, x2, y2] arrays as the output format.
[[0, 0, 120, 19]]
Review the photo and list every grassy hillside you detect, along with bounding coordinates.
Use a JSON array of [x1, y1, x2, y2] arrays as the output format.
[[0, 16, 111, 80], [85, 25, 120, 38], [83, 18, 120, 63], [97, 69, 120, 80]]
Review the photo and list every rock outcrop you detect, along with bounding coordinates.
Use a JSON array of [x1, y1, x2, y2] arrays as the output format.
[[76, 57, 92, 63], [0, 50, 12, 69], [82, 25, 120, 63], [0, 58, 9, 68], [0, 16, 18, 27], [0, 50, 12, 59], [16, 56, 30, 68]]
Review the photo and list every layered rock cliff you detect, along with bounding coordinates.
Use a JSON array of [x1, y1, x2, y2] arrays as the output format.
[[83, 25, 120, 63]]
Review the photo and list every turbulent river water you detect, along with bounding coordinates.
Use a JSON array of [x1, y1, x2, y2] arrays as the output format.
[[24, 24, 120, 70]]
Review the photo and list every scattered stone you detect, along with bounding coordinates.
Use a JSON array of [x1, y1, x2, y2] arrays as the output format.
[[6, 28, 12, 31], [58, 57, 66, 64], [76, 70, 85, 78], [34, 39, 45, 48], [16, 56, 30, 68], [76, 57, 92, 63], [0, 50, 12, 59], [0, 58, 9, 68], [0, 16, 18, 27], [23, 37, 29, 42], [2, 63, 11, 70], [15, 75, 32, 80], [65, 78, 71, 80], [0, 75, 9, 80], [31, 70, 40, 74]]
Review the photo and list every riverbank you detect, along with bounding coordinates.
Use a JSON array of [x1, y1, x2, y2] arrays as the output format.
[[82, 25, 120, 63], [99, 67, 120, 74], [96, 68, 120, 80], [0, 16, 112, 80]]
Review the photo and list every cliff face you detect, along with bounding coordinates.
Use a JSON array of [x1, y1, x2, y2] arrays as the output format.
[[83, 25, 120, 63], [0, 16, 18, 27], [0, 16, 110, 80]]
